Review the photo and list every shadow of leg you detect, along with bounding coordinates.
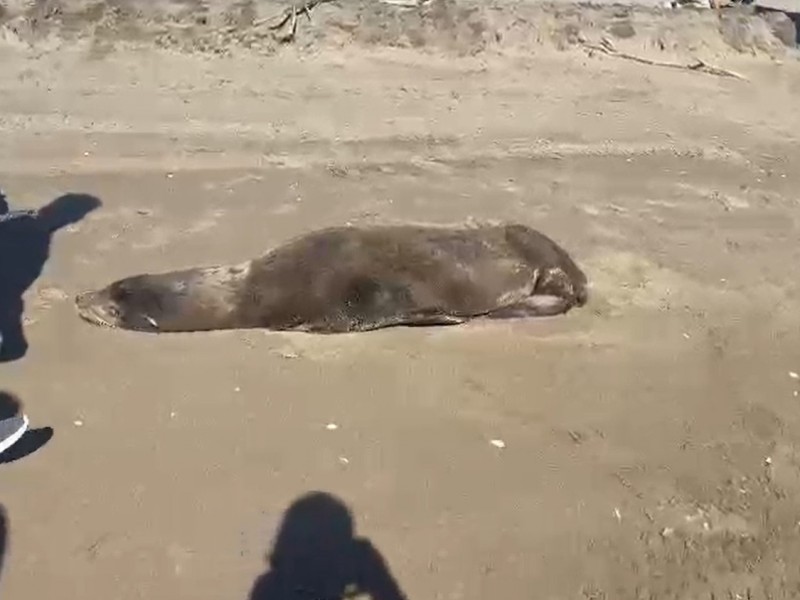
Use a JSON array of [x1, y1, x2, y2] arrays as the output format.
[[0, 299, 28, 363]]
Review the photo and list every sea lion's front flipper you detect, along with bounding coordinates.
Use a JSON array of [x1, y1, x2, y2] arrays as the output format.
[[484, 295, 571, 319]]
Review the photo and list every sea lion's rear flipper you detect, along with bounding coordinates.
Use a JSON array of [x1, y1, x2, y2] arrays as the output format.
[[485, 295, 570, 319]]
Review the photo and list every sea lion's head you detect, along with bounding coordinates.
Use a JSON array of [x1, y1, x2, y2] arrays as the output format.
[[75, 275, 177, 332], [75, 265, 249, 333]]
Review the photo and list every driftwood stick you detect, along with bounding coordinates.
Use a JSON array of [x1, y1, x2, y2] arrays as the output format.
[[222, 0, 333, 36], [581, 40, 748, 81], [261, 0, 333, 30]]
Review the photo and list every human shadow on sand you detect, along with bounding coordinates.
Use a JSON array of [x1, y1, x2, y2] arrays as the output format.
[[0, 391, 52, 466], [249, 492, 408, 600], [0, 191, 101, 362], [0, 503, 7, 590]]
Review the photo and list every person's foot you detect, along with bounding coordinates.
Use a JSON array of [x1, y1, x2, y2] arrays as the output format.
[[0, 414, 28, 455], [0, 393, 28, 455]]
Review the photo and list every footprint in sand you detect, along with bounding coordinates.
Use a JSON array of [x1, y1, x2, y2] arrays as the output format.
[[184, 209, 226, 235], [31, 286, 69, 310], [271, 203, 299, 216], [131, 209, 227, 249]]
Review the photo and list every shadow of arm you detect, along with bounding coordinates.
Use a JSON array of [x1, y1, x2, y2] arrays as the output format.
[[353, 539, 409, 600]]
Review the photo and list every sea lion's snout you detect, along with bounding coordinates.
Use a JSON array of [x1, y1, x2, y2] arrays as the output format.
[[74, 290, 93, 309], [74, 290, 98, 314], [75, 290, 120, 329]]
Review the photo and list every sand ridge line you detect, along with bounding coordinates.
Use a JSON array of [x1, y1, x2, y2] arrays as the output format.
[[0, 138, 755, 175]]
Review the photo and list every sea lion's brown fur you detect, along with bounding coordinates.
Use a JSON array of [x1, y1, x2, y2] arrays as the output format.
[[74, 223, 589, 334]]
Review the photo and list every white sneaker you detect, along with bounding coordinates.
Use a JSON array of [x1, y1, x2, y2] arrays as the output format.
[[0, 413, 29, 455]]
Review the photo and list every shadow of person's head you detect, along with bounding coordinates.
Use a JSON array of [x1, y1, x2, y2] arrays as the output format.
[[250, 491, 407, 600], [0, 192, 101, 274], [269, 491, 355, 571]]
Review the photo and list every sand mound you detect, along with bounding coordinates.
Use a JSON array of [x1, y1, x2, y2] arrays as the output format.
[[0, 0, 796, 60]]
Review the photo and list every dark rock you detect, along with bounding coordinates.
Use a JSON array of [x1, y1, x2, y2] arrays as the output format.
[[759, 9, 798, 46]]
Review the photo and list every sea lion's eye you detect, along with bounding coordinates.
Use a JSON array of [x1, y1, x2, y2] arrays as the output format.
[[108, 306, 120, 318]]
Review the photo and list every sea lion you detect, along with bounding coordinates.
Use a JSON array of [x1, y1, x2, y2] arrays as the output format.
[[74, 222, 588, 334]]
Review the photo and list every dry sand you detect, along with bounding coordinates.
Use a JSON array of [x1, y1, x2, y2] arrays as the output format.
[[1, 1, 800, 599]]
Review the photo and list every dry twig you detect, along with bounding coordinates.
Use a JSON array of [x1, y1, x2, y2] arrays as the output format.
[[221, 0, 333, 42], [259, 0, 335, 43], [377, 0, 427, 6], [581, 38, 748, 81]]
